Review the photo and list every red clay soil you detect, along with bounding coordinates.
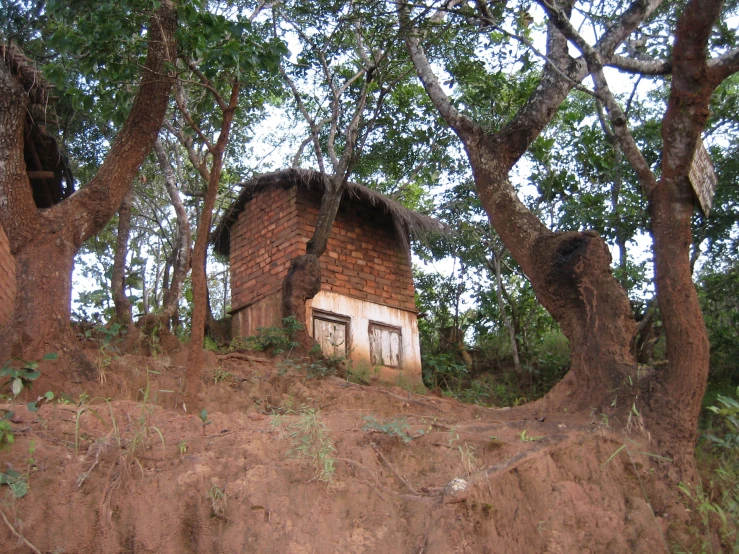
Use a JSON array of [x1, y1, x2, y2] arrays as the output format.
[[0, 350, 699, 553]]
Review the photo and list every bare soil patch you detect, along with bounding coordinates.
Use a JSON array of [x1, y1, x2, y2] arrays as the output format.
[[0, 351, 695, 553]]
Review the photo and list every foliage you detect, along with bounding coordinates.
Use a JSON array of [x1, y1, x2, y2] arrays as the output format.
[[212, 369, 233, 384], [198, 409, 212, 435], [0, 468, 29, 500], [275, 407, 336, 483], [362, 416, 416, 443], [277, 357, 337, 380], [346, 360, 376, 385], [0, 420, 14, 452], [206, 483, 228, 520], [230, 316, 303, 354], [1, 353, 57, 398], [705, 387, 739, 456]]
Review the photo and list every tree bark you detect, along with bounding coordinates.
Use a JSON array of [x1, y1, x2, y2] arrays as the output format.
[[186, 82, 240, 401], [0, 5, 177, 366], [400, 0, 663, 413], [281, 174, 345, 333], [642, 0, 724, 471], [111, 188, 134, 325], [491, 251, 521, 373]]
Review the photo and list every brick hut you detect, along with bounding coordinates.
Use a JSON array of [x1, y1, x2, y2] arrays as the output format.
[[0, 43, 75, 326], [212, 168, 444, 385]]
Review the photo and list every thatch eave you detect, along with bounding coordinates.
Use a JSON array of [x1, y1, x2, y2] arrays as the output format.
[[211, 168, 446, 257]]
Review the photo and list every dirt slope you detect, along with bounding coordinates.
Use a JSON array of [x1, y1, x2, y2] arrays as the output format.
[[0, 353, 689, 553]]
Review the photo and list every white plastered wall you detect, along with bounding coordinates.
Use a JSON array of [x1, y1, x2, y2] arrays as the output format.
[[306, 290, 423, 385]]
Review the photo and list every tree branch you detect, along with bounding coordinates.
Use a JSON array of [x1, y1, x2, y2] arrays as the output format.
[[607, 53, 671, 75], [709, 47, 739, 84]]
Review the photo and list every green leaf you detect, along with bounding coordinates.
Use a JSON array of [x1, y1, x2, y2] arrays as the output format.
[[43, 353, 59, 361]]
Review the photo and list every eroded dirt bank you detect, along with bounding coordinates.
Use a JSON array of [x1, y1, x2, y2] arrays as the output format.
[[1, 353, 690, 553]]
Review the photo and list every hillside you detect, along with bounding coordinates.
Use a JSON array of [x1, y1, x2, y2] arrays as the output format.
[[0, 348, 703, 553]]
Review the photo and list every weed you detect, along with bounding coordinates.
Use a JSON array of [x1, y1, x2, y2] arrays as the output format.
[[212, 369, 233, 384], [85, 325, 126, 382], [705, 386, 739, 452], [1, 353, 56, 397], [178, 440, 188, 454], [457, 443, 477, 475], [0, 469, 28, 499], [277, 358, 337, 379], [229, 316, 303, 354], [274, 407, 336, 482], [206, 483, 228, 519], [520, 430, 542, 442], [678, 482, 737, 551], [363, 416, 417, 443], [199, 409, 212, 435], [0, 420, 13, 452], [203, 336, 219, 352], [347, 360, 377, 385]]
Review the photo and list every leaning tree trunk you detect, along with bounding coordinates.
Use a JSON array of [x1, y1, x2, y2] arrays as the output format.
[[468, 149, 637, 412], [281, 176, 345, 347], [0, 5, 176, 370], [399, 0, 664, 416]]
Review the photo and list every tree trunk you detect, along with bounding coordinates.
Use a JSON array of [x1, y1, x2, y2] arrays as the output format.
[[466, 146, 637, 412], [281, 176, 345, 346], [0, 5, 176, 367], [111, 188, 134, 325], [186, 83, 240, 401], [1, 239, 94, 381], [491, 251, 521, 373], [136, 138, 192, 344], [154, 139, 191, 320]]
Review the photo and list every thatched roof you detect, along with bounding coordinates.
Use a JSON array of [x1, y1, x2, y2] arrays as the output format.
[[212, 168, 445, 257], [2, 41, 74, 207]]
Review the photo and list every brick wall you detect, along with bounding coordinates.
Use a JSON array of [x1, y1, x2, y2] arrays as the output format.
[[0, 225, 16, 326], [296, 187, 416, 312], [230, 186, 303, 311], [229, 184, 417, 313]]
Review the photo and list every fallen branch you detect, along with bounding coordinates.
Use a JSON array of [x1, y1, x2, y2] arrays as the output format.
[[1, 509, 42, 554]]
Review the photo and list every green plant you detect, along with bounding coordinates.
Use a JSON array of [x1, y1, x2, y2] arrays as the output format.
[[229, 316, 304, 354], [206, 483, 227, 519], [275, 407, 336, 482], [199, 409, 212, 435], [678, 482, 738, 551], [178, 439, 188, 454], [347, 360, 376, 385], [519, 430, 542, 442], [212, 369, 232, 384], [276, 358, 337, 380], [0, 420, 14, 452], [0, 469, 28, 499], [1, 353, 57, 397], [203, 336, 219, 352], [362, 416, 416, 443], [458, 443, 477, 475], [705, 387, 739, 452]]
